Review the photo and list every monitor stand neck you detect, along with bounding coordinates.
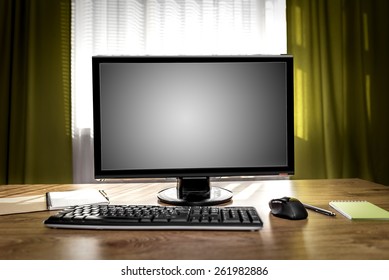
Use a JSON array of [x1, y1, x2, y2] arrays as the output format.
[[157, 176, 233, 206]]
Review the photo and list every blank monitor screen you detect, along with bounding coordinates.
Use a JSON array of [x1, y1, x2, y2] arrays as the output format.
[[93, 56, 294, 179]]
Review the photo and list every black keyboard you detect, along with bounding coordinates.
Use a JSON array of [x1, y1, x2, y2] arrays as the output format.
[[44, 205, 263, 231]]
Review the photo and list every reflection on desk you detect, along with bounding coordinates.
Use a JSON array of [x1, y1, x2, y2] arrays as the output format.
[[0, 178, 389, 260]]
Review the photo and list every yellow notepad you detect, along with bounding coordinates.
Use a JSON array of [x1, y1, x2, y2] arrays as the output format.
[[329, 201, 389, 220]]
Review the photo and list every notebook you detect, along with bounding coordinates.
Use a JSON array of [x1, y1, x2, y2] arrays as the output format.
[[329, 200, 389, 220], [46, 189, 109, 210]]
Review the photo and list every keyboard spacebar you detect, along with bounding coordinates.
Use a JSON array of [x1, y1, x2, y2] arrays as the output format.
[[85, 216, 141, 223], [84, 216, 189, 223]]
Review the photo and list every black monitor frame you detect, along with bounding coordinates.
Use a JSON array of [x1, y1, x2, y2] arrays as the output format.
[[92, 55, 294, 205]]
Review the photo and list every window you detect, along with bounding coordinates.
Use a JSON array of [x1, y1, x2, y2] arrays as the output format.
[[71, 0, 286, 182]]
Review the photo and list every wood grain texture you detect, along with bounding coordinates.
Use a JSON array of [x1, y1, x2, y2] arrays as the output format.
[[0, 178, 389, 260]]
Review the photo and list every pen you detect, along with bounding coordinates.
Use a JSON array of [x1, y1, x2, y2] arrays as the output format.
[[303, 203, 336, 216]]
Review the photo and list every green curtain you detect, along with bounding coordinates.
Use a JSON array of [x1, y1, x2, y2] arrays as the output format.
[[0, 0, 72, 184], [287, 0, 389, 185]]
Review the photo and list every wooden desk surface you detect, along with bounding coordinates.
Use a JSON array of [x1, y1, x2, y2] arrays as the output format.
[[0, 178, 389, 260]]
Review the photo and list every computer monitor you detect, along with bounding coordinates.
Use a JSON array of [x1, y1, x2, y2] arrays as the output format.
[[92, 55, 294, 205]]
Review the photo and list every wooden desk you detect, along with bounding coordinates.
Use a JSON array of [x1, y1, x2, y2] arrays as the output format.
[[0, 178, 389, 260]]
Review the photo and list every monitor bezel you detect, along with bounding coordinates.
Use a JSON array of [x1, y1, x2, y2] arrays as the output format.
[[92, 55, 294, 180]]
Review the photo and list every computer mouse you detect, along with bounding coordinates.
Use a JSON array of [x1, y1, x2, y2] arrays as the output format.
[[269, 197, 308, 220]]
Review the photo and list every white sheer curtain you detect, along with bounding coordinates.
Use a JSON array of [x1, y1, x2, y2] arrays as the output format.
[[71, 0, 286, 183]]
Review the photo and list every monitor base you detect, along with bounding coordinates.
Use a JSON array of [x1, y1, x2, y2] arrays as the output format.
[[158, 186, 233, 206]]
